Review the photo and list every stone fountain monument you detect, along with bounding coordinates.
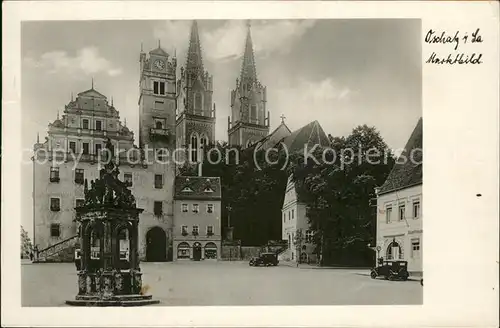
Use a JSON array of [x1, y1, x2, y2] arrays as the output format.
[[66, 139, 159, 306]]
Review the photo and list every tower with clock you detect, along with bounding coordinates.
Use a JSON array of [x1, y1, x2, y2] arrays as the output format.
[[138, 42, 177, 151], [175, 20, 216, 164]]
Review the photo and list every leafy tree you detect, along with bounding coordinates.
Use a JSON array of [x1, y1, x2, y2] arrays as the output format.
[[289, 125, 395, 266]]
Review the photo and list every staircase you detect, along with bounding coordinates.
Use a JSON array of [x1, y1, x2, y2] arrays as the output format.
[[35, 235, 78, 263]]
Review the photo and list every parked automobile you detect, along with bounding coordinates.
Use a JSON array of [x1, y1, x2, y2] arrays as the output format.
[[370, 260, 409, 281], [249, 253, 279, 267]]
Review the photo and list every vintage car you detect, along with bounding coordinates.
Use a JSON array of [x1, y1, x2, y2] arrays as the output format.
[[249, 252, 279, 267], [370, 260, 410, 281]]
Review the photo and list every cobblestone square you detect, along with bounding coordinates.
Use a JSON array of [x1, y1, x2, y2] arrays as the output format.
[[22, 261, 422, 306]]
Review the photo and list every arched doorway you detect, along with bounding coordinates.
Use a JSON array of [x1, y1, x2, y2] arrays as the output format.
[[193, 242, 202, 261], [204, 242, 217, 260], [386, 239, 402, 260], [146, 227, 167, 262]]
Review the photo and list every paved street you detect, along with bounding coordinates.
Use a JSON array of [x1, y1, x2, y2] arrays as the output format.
[[22, 261, 422, 306]]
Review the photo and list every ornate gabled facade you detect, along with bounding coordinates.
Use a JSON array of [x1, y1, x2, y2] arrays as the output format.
[[228, 22, 270, 148], [176, 20, 216, 164]]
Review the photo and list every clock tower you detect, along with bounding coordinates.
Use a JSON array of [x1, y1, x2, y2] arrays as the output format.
[[138, 42, 177, 151], [176, 20, 216, 164]]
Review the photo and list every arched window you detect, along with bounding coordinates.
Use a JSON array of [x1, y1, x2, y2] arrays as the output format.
[[194, 92, 202, 111], [190, 133, 198, 163], [177, 242, 190, 259], [155, 121, 163, 129], [251, 105, 257, 120]]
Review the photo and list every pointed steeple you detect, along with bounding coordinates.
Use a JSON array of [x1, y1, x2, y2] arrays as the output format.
[[240, 20, 258, 84], [186, 20, 204, 74]]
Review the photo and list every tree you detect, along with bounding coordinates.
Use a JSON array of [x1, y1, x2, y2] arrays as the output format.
[[293, 229, 304, 264], [289, 125, 395, 266], [21, 225, 33, 259]]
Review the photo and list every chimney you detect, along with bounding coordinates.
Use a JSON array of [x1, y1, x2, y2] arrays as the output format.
[[198, 162, 203, 177]]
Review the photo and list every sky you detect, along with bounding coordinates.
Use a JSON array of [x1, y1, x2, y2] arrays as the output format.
[[21, 19, 422, 237]]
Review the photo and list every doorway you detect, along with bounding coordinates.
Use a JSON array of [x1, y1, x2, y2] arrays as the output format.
[[193, 242, 202, 261], [146, 227, 167, 262]]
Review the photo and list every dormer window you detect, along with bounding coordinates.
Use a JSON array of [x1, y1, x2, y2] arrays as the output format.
[[203, 186, 214, 193], [182, 186, 194, 193]]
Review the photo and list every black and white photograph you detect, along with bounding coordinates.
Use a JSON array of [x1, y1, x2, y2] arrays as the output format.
[[21, 18, 423, 307], [2, 1, 499, 327]]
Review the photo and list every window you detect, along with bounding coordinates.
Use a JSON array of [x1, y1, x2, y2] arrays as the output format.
[[288, 211, 291, 220], [82, 119, 89, 129], [203, 186, 213, 193], [153, 81, 165, 95], [413, 200, 420, 219], [95, 120, 102, 131], [190, 134, 198, 162], [305, 230, 314, 243], [411, 239, 421, 258], [192, 204, 199, 213], [82, 142, 89, 155], [49, 167, 60, 183], [181, 204, 188, 213], [50, 198, 60, 211], [207, 225, 214, 235], [95, 143, 102, 155], [194, 92, 202, 111], [154, 101, 164, 110], [76, 199, 85, 208], [156, 149, 166, 162], [181, 225, 188, 235], [69, 141, 76, 154], [207, 204, 214, 214], [75, 168, 84, 184], [154, 201, 163, 216], [124, 173, 133, 187], [251, 105, 257, 119], [192, 225, 199, 235], [283, 213, 286, 222], [154, 174, 163, 189], [291, 209, 295, 219], [200, 135, 207, 152], [155, 121, 163, 129], [385, 206, 392, 223], [182, 187, 193, 193], [50, 224, 60, 237], [399, 204, 406, 221]]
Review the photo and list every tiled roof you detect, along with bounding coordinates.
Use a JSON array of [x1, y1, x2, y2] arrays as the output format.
[[282, 120, 331, 154], [150, 47, 168, 57], [77, 88, 107, 99], [174, 176, 222, 200], [378, 118, 423, 195]]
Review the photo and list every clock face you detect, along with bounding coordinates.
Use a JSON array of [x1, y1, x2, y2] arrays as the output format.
[[154, 59, 165, 70]]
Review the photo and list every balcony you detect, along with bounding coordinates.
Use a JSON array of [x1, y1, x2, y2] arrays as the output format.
[[149, 128, 171, 143]]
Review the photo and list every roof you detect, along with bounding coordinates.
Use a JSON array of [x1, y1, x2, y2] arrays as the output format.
[[378, 118, 423, 195], [77, 88, 107, 99], [258, 122, 292, 150], [174, 176, 222, 200], [282, 120, 331, 154], [149, 46, 168, 57]]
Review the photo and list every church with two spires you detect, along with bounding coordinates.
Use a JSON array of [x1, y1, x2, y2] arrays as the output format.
[[32, 20, 330, 263]]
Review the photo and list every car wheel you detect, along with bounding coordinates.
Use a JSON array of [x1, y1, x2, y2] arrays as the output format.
[[370, 271, 377, 279]]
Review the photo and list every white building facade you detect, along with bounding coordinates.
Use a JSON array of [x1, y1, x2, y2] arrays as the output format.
[[376, 118, 423, 275]]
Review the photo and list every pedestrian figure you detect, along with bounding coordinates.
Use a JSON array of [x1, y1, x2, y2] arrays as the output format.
[[30, 252, 34, 261]]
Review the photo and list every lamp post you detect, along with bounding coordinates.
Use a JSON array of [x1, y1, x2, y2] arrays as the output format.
[[226, 205, 232, 228]]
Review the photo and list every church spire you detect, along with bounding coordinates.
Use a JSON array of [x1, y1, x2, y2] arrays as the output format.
[[240, 20, 258, 84], [186, 20, 204, 74]]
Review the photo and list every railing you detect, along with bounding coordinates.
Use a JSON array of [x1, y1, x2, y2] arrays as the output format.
[[36, 235, 78, 261], [150, 128, 170, 136]]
